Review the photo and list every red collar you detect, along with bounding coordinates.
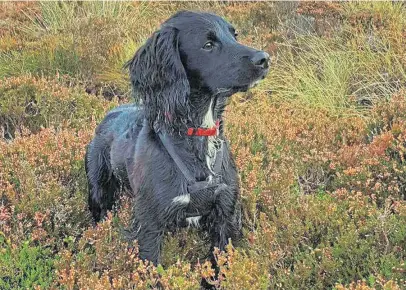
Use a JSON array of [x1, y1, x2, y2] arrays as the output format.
[[187, 120, 220, 136]]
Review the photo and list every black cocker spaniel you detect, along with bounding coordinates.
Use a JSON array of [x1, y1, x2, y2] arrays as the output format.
[[85, 10, 269, 267]]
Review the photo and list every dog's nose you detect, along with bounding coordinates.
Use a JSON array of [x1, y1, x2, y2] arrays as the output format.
[[251, 51, 270, 69]]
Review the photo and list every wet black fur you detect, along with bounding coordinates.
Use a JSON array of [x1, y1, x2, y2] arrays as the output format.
[[85, 11, 269, 266]]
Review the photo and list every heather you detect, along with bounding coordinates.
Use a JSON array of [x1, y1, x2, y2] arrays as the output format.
[[0, 2, 405, 289]]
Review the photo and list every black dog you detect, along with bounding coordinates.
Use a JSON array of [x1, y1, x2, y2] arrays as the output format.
[[85, 11, 269, 266]]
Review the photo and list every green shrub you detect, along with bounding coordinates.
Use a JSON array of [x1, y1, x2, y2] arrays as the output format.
[[0, 237, 56, 290]]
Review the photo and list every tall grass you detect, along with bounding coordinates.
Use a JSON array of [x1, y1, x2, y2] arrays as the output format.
[[0, 1, 172, 92], [266, 1, 406, 116], [24, 1, 155, 37], [268, 36, 355, 113]]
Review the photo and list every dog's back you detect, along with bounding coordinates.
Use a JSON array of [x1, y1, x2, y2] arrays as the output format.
[[85, 104, 143, 222]]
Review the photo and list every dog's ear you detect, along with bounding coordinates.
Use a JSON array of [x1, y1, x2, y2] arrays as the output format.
[[126, 27, 190, 133]]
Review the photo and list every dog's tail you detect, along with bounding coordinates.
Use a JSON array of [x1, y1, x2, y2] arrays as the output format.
[[86, 140, 118, 223]]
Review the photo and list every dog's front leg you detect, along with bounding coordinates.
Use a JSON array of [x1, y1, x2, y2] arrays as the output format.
[[137, 229, 164, 266], [126, 216, 164, 266], [201, 185, 241, 288], [208, 184, 242, 251]]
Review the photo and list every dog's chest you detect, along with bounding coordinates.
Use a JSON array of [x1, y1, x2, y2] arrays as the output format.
[[202, 99, 222, 173], [206, 136, 222, 173]]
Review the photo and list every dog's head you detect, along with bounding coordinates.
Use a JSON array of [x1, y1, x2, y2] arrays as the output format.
[[127, 11, 269, 132]]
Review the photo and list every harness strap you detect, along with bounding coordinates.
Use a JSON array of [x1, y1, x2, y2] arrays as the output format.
[[157, 132, 224, 194], [187, 177, 221, 193], [212, 140, 224, 174], [158, 132, 195, 183]]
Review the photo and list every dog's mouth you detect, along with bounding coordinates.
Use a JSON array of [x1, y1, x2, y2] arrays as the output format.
[[216, 72, 269, 94], [242, 73, 268, 91], [249, 80, 261, 89]]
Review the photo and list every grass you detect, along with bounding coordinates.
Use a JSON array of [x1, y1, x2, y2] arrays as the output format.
[[268, 36, 356, 113], [0, 2, 170, 95], [0, 1, 405, 289], [266, 1, 406, 115]]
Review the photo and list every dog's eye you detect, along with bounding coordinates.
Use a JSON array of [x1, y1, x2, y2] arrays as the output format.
[[203, 41, 214, 51], [234, 32, 238, 39]]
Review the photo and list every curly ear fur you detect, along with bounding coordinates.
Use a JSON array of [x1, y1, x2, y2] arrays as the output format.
[[126, 27, 190, 133]]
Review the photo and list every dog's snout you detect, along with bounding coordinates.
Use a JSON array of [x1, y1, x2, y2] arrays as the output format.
[[251, 51, 270, 69]]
